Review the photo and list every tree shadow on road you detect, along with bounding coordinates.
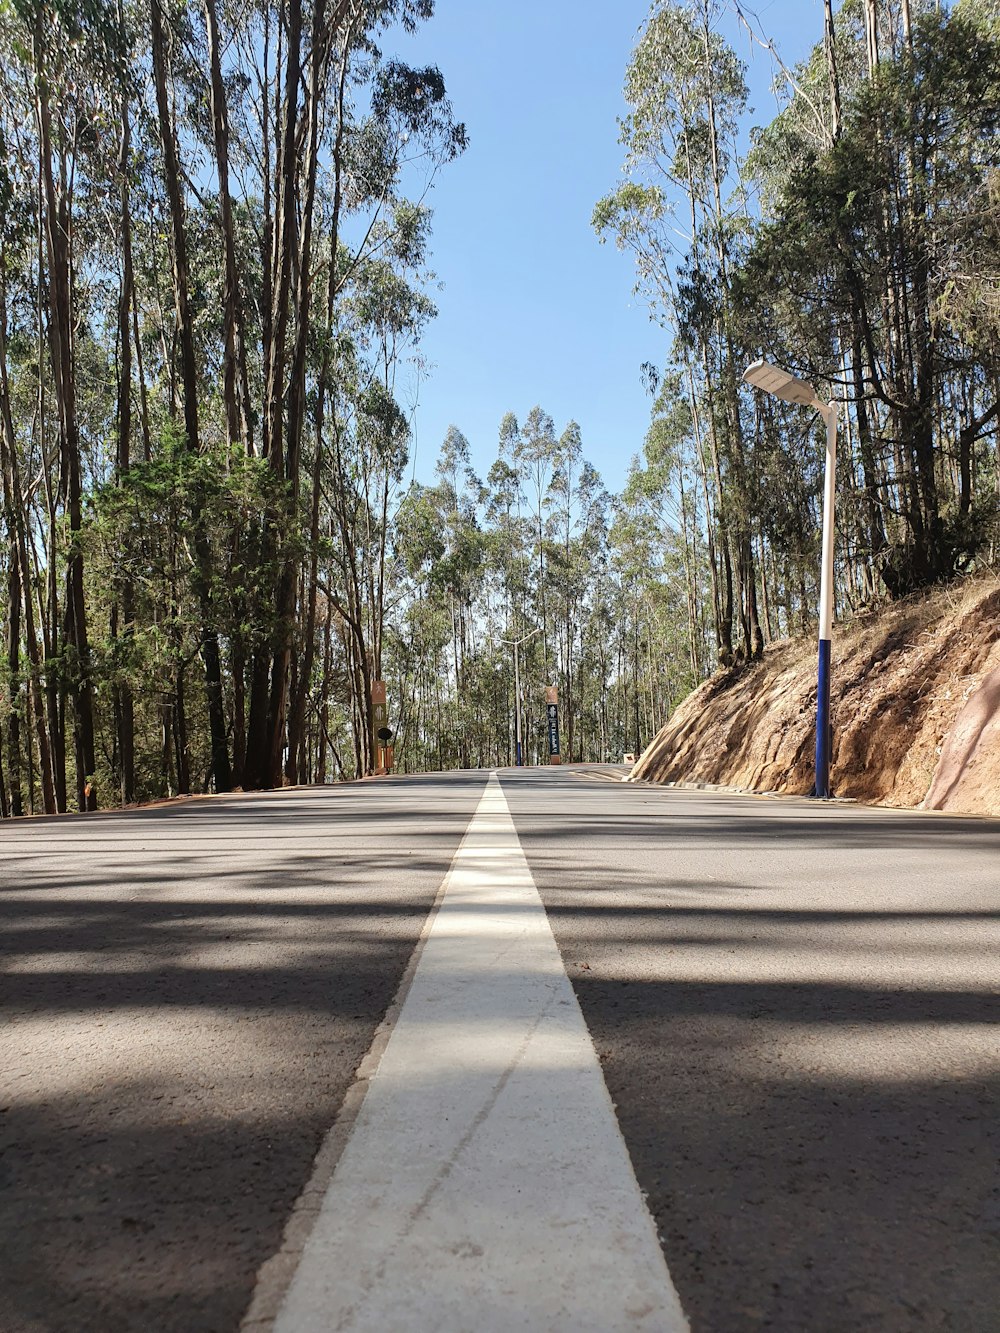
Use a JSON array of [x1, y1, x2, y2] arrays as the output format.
[[571, 968, 1000, 1332], [0, 780, 483, 1333]]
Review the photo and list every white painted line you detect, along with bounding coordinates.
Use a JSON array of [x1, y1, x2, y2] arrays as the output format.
[[274, 774, 688, 1332]]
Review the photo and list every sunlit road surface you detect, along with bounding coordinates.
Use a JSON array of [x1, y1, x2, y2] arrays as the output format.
[[0, 776, 482, 1333], [508, 769, 1000, 1331], [2, 768, 998, 1331]]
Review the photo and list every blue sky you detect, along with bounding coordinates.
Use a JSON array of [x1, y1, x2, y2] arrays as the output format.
[[390, 0, 823, 494]]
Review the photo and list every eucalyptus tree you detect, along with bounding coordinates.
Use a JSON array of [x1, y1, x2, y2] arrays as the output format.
[[0, 0, 133, 812], [744, 0, 1000, 593], [149, 0, 236, 793], [487, 413, 532, 639], [431, 426, 484, 764], [638, 373, 712, 677], [142, 0, 464, 787], [546, 421, 581, 754], [514, 405, 558, 671], [595, 0, 763, 666], [317, 220, 446, 779], [297, 33, 465, 782], [382, 411, 625, 773], [0, 0, 467, 812], [595, 0, 1000, 745]]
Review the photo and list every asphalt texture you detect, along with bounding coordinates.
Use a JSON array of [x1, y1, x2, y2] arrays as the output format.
[[0, 774, 485, 1333], [2, 766, 998, 1332], [503, 768, 1000, 1332]]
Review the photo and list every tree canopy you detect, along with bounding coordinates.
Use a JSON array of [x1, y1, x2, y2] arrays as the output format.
[[2, 0, 998, 814]]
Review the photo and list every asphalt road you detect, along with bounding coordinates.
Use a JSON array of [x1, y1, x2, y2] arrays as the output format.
[[506, 769, 1000, 1332], [0, 775, 484, 1333], [2, 767, 998, 1331]]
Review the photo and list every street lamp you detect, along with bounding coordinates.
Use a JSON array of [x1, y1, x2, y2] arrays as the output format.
[[743, 359, 839, 799], [499, 626, 541, 766]]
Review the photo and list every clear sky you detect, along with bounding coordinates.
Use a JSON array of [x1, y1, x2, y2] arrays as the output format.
[[390, 1, 824, 494]]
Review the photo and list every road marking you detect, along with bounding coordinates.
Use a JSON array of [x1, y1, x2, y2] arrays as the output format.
[[272, 773, 688, 1333]]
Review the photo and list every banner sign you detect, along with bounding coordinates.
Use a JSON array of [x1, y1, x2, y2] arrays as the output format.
[[545, 685, 560, 762], [372, 680, 387, 735], [371, 681, 391, 774]]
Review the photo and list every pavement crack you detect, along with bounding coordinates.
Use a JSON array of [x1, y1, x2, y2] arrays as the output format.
[[340, 998, 556, 1329], [410, 1002, 551, 1227]]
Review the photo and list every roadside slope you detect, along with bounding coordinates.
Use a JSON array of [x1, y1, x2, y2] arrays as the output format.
[[631, 574, 1000, 816]]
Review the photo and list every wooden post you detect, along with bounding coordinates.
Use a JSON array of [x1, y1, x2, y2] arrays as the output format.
[[372, 680, 391, 774]]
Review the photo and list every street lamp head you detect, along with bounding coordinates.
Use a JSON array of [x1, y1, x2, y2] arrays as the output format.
[[743, 358, 820, 408], [512, 626, 542, 647], [495, 626, 542, 648]]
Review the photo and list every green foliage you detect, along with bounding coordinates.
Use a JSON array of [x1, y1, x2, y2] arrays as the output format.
[[7, 0, 1000, 814], [596, 0, 1000, 668]]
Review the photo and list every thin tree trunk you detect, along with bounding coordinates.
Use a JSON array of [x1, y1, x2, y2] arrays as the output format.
[[0, 278, 55, 813], [204, 0, 253, 456], [5, 557, 23, 816], [150, 0, 232, 791], [823, 0, 841, 142], [35, 52, 97, 811], [115, 64, 137, 804]]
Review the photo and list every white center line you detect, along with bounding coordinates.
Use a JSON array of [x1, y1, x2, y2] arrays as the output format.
[[274, 774, 688, 1332]]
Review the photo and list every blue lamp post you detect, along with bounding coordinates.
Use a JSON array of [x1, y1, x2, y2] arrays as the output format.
[[743, 360, 838, 799]]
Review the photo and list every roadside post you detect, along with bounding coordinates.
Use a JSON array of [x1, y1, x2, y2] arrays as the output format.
[[371, 680, 393, 775], [742, 360, 838, 799], [546, 685, 561, 764]]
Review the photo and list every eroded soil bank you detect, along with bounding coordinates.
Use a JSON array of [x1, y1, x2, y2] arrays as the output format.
[[631, 574, 1000, 816]]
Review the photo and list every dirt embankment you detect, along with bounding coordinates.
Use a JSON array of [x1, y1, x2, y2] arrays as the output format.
[[631, 573, 1000, 816]]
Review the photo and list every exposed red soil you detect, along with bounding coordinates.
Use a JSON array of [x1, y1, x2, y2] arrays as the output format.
[[631, 573, 1000, 816]]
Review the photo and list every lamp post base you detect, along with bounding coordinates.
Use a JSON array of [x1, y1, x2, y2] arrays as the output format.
[[814, 637, 832, 799]]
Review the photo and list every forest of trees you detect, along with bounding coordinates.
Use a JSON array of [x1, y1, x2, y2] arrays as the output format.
[[1, 0, 998, 815], [596, 0, 1000, 664]]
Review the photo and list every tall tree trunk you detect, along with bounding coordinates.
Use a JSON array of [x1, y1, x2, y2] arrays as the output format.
[[285, 18, 354, 781], [245, 0, 304, 788], [115, 64, 137, 804], [823, 0, 841, 142], [863, 0, 880, 78], [5, 557, 23, 816], [678, 467, 700, 676], [151, 0, 232, 792], [701, 13, 762, 660], [900, 0, 914, 55], [0, 276, 55, 813], [204, 0, 253, 456], [174, 666, 190, 794], [35, 52, 97, 812]]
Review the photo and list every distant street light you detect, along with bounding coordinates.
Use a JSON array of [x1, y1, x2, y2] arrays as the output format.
[[743, 359, 839, 799], [499, 627, 541, 766]]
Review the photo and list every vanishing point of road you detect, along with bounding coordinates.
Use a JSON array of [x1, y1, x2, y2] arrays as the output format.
[[2, 767, 998, 1332]]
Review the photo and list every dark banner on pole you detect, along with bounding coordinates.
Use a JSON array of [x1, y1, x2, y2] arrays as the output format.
[[545, 685, 560, 763]]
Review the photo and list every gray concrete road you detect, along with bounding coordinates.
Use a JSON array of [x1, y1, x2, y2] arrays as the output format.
[[504, 767, 1000, 1332], [2, 766, 998, 1331], [0, 774, 486, 1333]]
